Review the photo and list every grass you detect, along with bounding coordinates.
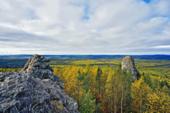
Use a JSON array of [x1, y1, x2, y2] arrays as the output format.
[[0, 68, 21, 72]]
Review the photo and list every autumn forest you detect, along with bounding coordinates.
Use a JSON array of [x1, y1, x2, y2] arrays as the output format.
[[51, 57, 170, 113], [0, 56, 170, 113]]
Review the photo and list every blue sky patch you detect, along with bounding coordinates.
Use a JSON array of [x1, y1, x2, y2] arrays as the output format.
[[82, 0, 90, 21], [143, 0, 152, 3]]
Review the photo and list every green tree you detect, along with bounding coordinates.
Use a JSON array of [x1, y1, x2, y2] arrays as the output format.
[[112, 68, 132, 113], [76, 70, 84, 104], [103, 67, 132, 113], [79, 90, 96, 113], [95, 67, 102, 113]]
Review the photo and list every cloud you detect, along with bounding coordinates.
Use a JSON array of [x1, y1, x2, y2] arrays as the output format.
[[0, 0, 170, 54], [153, 45, 170, 49]]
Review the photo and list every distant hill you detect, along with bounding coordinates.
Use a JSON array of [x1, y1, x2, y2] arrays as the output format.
[[0, 54, 170, 60], [0, 55, 170, 68]]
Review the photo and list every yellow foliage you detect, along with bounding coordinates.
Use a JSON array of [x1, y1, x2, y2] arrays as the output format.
[[131, 77, 151, 113], [52, 61, 170, 113], [147, 91, 170, 113]]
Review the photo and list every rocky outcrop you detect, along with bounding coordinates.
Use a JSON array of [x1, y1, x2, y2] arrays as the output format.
[[121, 56, 140, 80], [0, 55, 79, 113], [21, 55, 53, 79]]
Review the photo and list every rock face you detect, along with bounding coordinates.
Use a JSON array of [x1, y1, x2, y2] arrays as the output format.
[[21, 55, 54, 80], [121, 56, 140, 80], [0, 55, 79, 113]]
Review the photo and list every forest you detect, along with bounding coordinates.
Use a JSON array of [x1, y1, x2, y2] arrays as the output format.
[[51, 58, 170, 113], [0, 58, 170, 113]]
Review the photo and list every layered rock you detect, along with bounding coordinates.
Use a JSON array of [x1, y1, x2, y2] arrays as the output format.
[[0, 55, 79, 113], [121, 56, 140, 80]]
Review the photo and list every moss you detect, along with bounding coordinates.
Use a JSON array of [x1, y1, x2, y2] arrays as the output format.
[[50, 100, 64, 111]]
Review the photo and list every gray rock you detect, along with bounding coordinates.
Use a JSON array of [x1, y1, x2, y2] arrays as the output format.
[[0, 55, 79, 113], [21, 55, 53, 79], [121, 56, 140, 80]]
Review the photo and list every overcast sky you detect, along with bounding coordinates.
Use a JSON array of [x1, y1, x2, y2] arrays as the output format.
[[0, 0, 170, 55]]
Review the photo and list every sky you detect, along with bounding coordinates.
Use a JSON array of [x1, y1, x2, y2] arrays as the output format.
[[0, 0, 170, 55]]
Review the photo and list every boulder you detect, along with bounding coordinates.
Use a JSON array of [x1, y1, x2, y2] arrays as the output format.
[[0, 55, 79, 113], [121, 56, 140, 80]]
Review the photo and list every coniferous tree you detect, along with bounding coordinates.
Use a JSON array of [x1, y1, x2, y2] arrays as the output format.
[[79, 90, 96, 113], [95, 67, 102, 113]]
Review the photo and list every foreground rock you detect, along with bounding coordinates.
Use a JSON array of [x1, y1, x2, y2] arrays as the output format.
[[121, 56, 140, 80], [0, 55, 79, 113]]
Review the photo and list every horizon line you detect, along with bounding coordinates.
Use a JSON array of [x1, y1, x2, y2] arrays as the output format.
[[0, 53, 170, 56]]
